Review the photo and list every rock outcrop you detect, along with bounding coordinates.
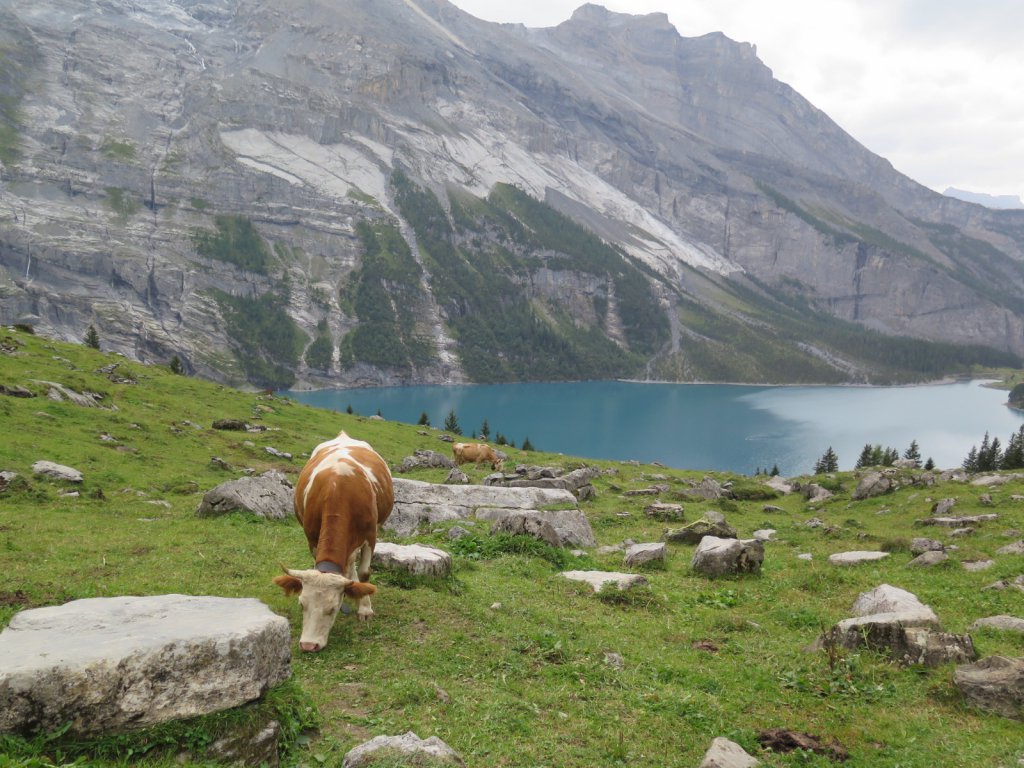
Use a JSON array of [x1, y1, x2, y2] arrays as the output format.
[[196, 471, 294, 520]]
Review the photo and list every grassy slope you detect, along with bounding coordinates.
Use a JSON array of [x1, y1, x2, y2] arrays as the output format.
[[1, 328, 1022, 767]]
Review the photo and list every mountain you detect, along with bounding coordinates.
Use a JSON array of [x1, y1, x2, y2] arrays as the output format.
[[944, 187, 1024, 210], [2, 0, 1023, 389]]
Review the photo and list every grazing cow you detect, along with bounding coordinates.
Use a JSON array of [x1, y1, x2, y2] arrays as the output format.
[[452, 442, 503, 471], [273, 431, 393, 652]]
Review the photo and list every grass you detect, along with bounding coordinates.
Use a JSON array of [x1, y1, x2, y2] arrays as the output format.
[[1, 328, 1023, 766]]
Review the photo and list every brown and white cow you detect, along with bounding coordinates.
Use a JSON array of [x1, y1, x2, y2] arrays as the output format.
[[452, 442, 503, 471], [273, 431, 393, 652]]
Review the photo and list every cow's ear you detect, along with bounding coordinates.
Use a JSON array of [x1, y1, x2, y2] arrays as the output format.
[[273, 574, 303, 596], [344, 581, 377, 599]]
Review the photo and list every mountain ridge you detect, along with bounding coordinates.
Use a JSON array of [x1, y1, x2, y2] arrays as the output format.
[[1, 0, 1022, 388]]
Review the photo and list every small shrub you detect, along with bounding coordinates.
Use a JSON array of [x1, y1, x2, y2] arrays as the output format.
[[880, 537, 911, 553]]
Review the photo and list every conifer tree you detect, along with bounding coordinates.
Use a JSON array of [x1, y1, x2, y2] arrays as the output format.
[[84, 325, 100, 350], [882, 447, 899, 466], [417, 411, 431, 427], [903, 440, 922, 468], [814, 446, 839, 474], [770, 464, 780, 476], [169, 355, 184, 375], [924, 457, 935, 470], [521, 436, 534, 451], [444, 409, 462, 435], [346, 404, 353, 414], [495, 432, 507, 446], [963, 445, 979, 473], [480, 418, 491, 439], [855, 444, 874, 469]]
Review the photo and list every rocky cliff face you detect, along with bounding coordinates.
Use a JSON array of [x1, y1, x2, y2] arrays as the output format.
[[1, 0, 1022, 388]]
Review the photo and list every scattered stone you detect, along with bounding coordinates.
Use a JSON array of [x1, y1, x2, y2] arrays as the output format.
[[850, 585, 936, 619], [624, 542, 666, 568], [757, 729, 848, 762], [644, 502, 684, 521], [622, 486, 664, 497], [916, 513, 999, 527], [490, 602, 501, 611], [373, 543, 452, 578], [932, 498, 957, 515], [954, 656, 1024, 720], [444, 468, 470, 484], [911, 537, 945, 554], [31, 460, 83, 483], [560, 571, 649, 593], [664, 514, 737, 544], [446, 525, 472, 541], [437, 434, 454, 443], [342, 732, 464, 768], [828, 551, 889, 566], [752, 529, 776, 542], [962, 559, 995, 572], [691, 536, 764, 577], [603, 652, 625, 669], [0, 384, 35, 398], [997, 540, 1024, 555], [596, 544, 625, 555], [684, 476, 725, 500], [805, 517, 824, 528], [762, 504, 784, 513], [0, 471, 22, 493], [395, 450, 456, 473], [699, 736, 760, 767], [490, 512, 562, 547], [764, 476, 793, 494], [210, 456, 233, 471], [972, 474, 1018, 487], [853, 472, 894, 500], [969, 616, 1024, 634], [983, 576, 1024, 592], [797, 553, 813, 561], [0, 595, 290, 736], [503, 465, 600, 500], [802, 483, 833, 503], [34, 380, 103, 407], [479, 507, 596, 548], [196, 471, 293, 520], [979, 493, 994, 506], [264, 447, 292, 459], [950, 527, 975, 537], [907, 551, 948, 567], [940, 469, 968, 483]]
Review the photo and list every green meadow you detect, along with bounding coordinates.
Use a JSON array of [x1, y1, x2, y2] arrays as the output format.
[[0, 328, 1022, 767]]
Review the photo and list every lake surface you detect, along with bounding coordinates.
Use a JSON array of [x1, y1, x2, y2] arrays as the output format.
[[284, 380, 1024, 476]]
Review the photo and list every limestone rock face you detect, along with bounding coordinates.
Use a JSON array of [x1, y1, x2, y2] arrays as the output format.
[[0, 595, 291, 736], [196, 470, 294, 520]]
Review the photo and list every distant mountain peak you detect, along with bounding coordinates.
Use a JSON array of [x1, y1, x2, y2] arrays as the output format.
[[943, 187, 1024, 210], [567, 3, 674, 30]]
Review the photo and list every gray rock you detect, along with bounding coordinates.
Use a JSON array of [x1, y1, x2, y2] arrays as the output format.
[[446, 525, 472, 540], [752, 529, 776, 542], [853, 472, 894, 500], [0, 595, 290, 735], [699, 736, 760, 768], [907, 551, 949, 567], [603, 652, 625, 669], [910, 537, 945, 554], [204, 720, 281, 768], [477, 507, 596, 548], [264, 446, 292, 459], [212, 418, 248, 431], [954, 656, 1024, 720], [561, 570, 649, 593], [36, 380, 103, 407], [805, 517, 824, 528], [822, 614, 974, 667], [0, 470, 21, 492], [997, 540, 1024, 555], [797, 553, 813, 561], [802, 483, 833, 502], [691, 536, 764, 577], [972, 474, 1018, 487], [983, 575, 1024, 592], [916, 513, 999, 526], [196, 470, 293, 520], [932, 498, 957, 515], [969, 616, 1024, 634], [623, 542, 666, 568], [850, 585, 937, 621], [395, 450, 456, 473], [685, 476, 725, 500], [31, 460, 83, 483], [342, 731, 464, 768], [762, 504, 784, 513], [644, 502, 685, 521], [388, 478, 577, 537], [828, 551, 890, 566], [489, 512, 562, 548], [664, 515, 737, 544], [373, 543, 452, 578], [979, 493, 994, 505], [444, 468, 470, 484], [764, 477, 793, 494], [939, 469, 969, 483]]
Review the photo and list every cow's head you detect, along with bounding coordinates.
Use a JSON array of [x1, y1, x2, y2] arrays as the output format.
[[273, 567, 377, 652]]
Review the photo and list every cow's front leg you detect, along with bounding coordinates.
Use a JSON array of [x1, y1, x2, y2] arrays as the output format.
[[348, 544, 375, 621]]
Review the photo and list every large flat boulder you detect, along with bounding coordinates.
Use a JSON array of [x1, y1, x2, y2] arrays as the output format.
[[388, 478, 578, 537], [373, 543, 452, 578], [561, 571, 649, 593], [954, 656, 1024, 719], [475, 507, 596, 547], [0, 595, 290, 736], [691, 536, 764, 577]]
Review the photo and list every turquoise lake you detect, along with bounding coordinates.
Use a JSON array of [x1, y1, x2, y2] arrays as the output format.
[[284, 380, 1024, 476]]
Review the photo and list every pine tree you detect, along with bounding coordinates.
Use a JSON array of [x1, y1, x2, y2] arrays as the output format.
[[346, 404, 353, 414], [770, 464, 780, 476], [521, 436, 534, 451], [882, 447, 899, 466], [417, 412, 431, 427], [855, 444, 874, 469], [169, 355, 184, 375], [963, 445, 979, 472], [84, 325, 100, 350], [444, 409, 462, 435], [903, 440, 922, 468], [814, 446, 838, 474], [924, 457, 935, 470], [495, 432, 507, 446], [479, 418, 491, 439]]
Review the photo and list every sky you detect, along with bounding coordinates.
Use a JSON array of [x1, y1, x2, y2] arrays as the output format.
[[448, 0, 1024, 202]]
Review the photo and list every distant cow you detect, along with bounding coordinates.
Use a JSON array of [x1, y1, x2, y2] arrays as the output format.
[[273, 431, 393, 652], [452, 442, 503, 471]]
